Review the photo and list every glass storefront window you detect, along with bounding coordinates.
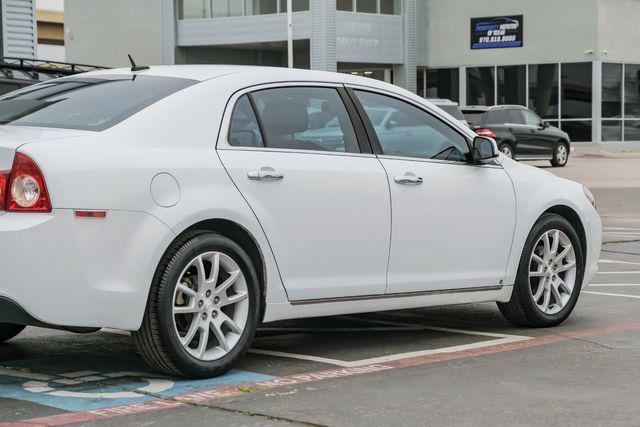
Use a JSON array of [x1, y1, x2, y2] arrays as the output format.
[[417, 69, 424, 98], [380, 0, 401, 14], [497, 65, 526, 106], [561, 120, 592, 142], [602, 120, 623, 141], [426, 68, 459, 103], [179, 0, 210, 19], [529, 64, 558, 119], [466, 67, 494, 106], [253, 0, 278, 14], [356, 0, 377, 13], [624, 64, 640, 118], [602, 63, 622, 118], [292, 0, 309, 11], [337, 0, 353, 11], [624, 119, 640, 141], [212, 0, 243, 17], [561, 62, 592, 119]]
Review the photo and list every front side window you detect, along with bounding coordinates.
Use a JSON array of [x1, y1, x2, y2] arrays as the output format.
[[355, 90, 470, 161], [251, 87, 360, 153], [522, 110, 543, 127], [0, 75, 196, 131]]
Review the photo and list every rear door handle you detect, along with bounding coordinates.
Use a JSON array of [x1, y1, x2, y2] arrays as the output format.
[[248, 168, 284, 181], [394, 175, 423, 185]]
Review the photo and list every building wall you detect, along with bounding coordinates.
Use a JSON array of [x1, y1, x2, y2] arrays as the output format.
[[597, 0, 640, 62], [422, 0, 599, 67], [64, 0, 161, 67]]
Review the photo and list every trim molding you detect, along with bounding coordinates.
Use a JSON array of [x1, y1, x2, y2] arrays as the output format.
[[290, 285, 504, 306]]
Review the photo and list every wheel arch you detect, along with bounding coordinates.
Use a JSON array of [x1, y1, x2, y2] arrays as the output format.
[[164, 218, 268, 322], [541, 205, 587, 261]]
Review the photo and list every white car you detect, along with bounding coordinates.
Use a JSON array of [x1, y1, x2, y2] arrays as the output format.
[[0, 65, 601, 378]]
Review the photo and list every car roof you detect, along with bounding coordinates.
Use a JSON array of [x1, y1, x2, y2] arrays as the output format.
[[461, 105, 527, 112], [426, 98, 457, 106], [77, 64, 402, 91]]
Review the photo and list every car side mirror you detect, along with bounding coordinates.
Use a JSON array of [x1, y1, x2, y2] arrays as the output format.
[[472, 136, 498, 162], [542, 121, 550, 128]]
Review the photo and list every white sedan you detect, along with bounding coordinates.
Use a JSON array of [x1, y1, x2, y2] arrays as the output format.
[[0, 66, 601, 378]]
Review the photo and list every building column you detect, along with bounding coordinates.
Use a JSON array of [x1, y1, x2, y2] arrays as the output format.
[[310, 0, 336, 72], [160, 0, 176, 65], [592, 60, 602, 144], [393, 0, 417, 92]]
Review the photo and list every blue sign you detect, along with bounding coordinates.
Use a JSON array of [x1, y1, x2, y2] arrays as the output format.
[[0, 355, 274, 412], [471, 15, 524, 49]]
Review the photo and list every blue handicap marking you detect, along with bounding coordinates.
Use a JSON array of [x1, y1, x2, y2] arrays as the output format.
[[0, 354, 275, 412]]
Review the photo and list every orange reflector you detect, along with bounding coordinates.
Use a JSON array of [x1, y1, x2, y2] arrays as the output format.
[[75, 210, 107, 218]]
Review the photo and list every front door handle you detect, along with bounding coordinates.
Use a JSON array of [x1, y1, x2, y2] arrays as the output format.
[[248, 168, 284, 181], [394, 174, 423, 185]]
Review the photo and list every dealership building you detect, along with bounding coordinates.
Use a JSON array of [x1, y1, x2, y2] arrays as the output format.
[[64, 0, 640, 147]]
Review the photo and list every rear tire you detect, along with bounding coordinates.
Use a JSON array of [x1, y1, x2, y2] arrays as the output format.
[[550, 142, 569, 167], [498, 213, 584, 327], [132, 232, 260, 378], [0, 324, 25, 343]]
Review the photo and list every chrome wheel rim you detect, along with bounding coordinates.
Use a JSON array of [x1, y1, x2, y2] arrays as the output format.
[[556, 144, 568, 165], [172, 252, 249, 361], [501, 145, 513, 158], [528, 229, 577, 315]]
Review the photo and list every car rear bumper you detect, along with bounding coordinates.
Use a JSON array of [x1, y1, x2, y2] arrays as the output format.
[[0, 209, 174, 330]]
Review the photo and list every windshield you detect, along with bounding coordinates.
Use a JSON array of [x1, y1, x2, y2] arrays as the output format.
[[435, 104, 465, 120], [0, 75, 197, 131], [462, 111, 486, 126]]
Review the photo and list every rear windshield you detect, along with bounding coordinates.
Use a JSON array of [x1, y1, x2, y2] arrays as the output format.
[[0, 75, 197, 131], [462, 111, 486, 126], [435, 104, 465, 120]]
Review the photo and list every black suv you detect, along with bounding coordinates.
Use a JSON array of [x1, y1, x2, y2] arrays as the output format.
[[461, 105, 571, 167]]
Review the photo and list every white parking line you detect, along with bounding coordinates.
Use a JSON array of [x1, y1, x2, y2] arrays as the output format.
[[597, 271, 640, 274], [589, 283, 640, 287], [582, 291, 640, 299], [599, 259, 640, 266], [250, 320, 531, 368]]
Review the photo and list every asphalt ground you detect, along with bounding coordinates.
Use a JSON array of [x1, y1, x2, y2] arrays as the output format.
[[1, 153, 639, 426]]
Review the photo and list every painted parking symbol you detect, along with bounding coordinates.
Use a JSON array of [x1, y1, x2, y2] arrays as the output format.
[[0, 355, 274, 412]]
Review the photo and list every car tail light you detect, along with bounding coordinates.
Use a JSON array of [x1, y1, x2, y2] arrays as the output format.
[[3, 153, 52, 212], [475, 128, 497, 138], [0, 171, 9, 210]]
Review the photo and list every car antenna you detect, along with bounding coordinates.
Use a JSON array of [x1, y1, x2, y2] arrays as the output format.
[[128, 54, 149, 72]]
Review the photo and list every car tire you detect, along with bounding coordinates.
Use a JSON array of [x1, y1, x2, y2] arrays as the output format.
[[497, 213, 584, 328], [550, 141, 569, 167], [0, 324, 25, 343], [499, 143, 514, 159], [132, 232, 261, 378]]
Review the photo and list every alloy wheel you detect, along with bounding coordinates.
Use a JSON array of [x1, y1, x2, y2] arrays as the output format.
[[556, 144, 568, 165], [528, 229, 577, 315], [172, 251, 249, 361], [500, 145, 513, 158]]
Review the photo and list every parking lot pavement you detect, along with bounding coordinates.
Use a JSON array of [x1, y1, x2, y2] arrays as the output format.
[[1, 154, 640, 426]]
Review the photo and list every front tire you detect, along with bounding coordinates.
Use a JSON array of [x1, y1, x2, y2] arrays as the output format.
[[0, 324, 25, 343], [132, 232, 260, 378], [498, 213, 584, 327], [550, 142, 569, 167]]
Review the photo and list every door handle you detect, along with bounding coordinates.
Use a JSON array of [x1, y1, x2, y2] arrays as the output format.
[[394, 174, 423, 185], [248, 168, 284, 181]]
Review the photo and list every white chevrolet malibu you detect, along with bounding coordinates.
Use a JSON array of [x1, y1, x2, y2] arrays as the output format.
[[0, 66, 601, 378]]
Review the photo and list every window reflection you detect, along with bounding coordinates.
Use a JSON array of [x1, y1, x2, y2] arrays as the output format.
[[602, 63, 622, 118], [624, 64, 640, 118], [529, 64, 558, 119], [497, 65, 526, 106], [466, 67, 495, 106], [561, 62, 592, 119], [426, 68, 459, 103]]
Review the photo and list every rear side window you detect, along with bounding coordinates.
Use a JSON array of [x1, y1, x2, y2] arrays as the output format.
[[0, 75, 196, 131], [228, 95, 264, 147], [462, 111, 486, 126], [485, 110, 507, 124], [506, 109, 525, 124], [250, 87, 360, 153]]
